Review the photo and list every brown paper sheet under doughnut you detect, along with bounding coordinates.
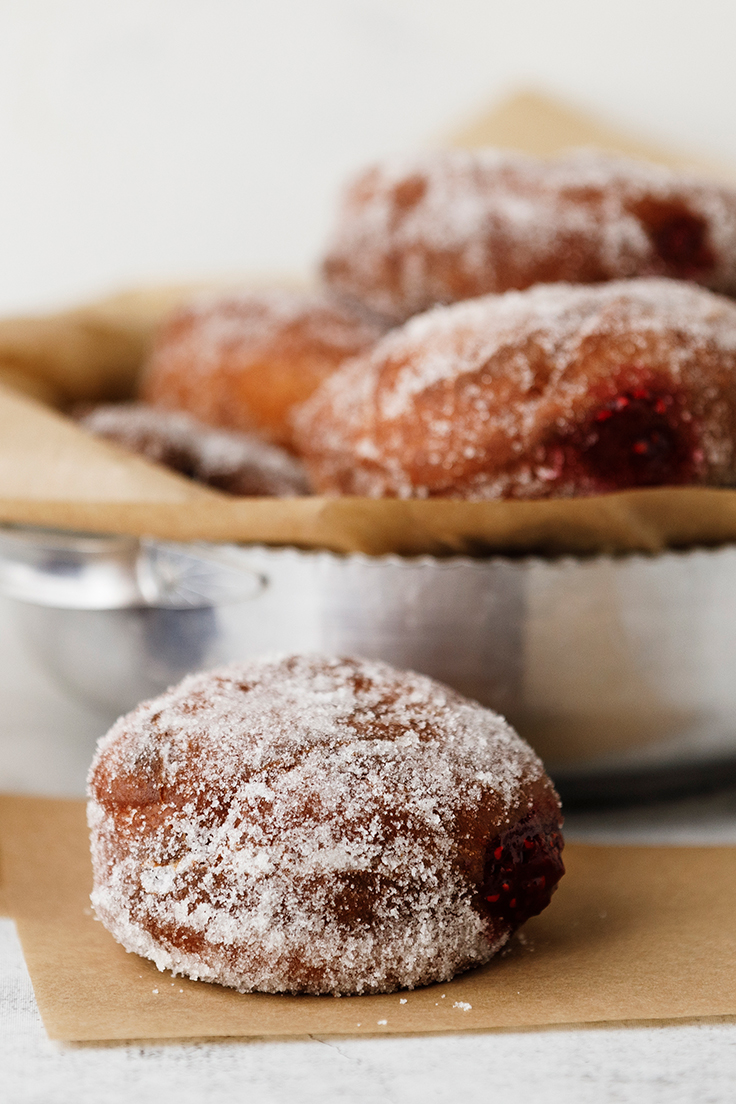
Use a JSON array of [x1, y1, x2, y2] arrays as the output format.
[[1, 92, 736, 556], [3, 793, 736, 1041]]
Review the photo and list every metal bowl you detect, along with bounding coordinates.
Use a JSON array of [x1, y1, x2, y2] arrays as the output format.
[[2, 523, 736, 805]]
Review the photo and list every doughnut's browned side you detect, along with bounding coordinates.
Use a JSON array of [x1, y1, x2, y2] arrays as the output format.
[[141, 289, 388, 450], [322, 149, 736, 323], [78, 402, 310, 496], [87, 656, 564, 996], [295, 278, 736, 500]]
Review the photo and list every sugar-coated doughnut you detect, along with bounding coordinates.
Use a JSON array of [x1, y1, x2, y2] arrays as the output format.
[[141, 289, 388, 450], [322, 149, 736, 323], [87, 655, 564, 995], [78, 402, 310, 496], [295, 279, 736, 500]]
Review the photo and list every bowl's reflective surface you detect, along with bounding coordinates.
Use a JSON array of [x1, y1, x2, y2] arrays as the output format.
[[3, 525, 736, 805]]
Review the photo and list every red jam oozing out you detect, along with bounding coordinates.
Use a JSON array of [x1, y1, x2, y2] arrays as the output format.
[[652, 215, 713, 275], [481, 813, 565, 927], [545, 373, 701, 492], [634, 199, 714, 277]]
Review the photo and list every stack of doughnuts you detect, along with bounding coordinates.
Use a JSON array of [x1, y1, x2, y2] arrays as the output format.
[[102, 148, 736, 501], [295, 150, 736, 498]]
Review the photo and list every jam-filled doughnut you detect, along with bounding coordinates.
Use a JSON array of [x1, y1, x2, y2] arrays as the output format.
[[78, 402, 310, 496], [322, 149, 736, 322], [141, 288, 388, 450], [295, 278, 736, 500], [87, 655, 564, 995]]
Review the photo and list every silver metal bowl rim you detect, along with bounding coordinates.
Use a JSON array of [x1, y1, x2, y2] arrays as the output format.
[[1, 521, 731, 572]]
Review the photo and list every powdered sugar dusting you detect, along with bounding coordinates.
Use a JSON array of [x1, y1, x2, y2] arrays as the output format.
[[322, 149, 736, 321], [87, 655, 554, 995], [141, 287, 388, 447], [296, 278, 736, 499], [380, 277, 736, 418], [163, 288, 387, 360]]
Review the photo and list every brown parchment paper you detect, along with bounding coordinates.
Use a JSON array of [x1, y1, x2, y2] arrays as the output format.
[[2, 793, 736, 1042], [446, 89, 736, 181], [1, 91, 736, 557]]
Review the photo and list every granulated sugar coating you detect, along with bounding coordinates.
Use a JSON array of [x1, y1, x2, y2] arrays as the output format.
[[322, 148, 736, 322], [141, 288, 388, 450], [295, 278, 736, 499], [79, 402, 310, 496], [87, 655, 563, 995]]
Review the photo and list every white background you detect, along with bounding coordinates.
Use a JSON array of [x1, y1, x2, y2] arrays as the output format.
[[0, 0, 735, 315]]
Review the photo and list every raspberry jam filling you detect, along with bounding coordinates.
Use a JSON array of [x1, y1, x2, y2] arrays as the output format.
[[633, 198, 715, 277], [543, 375, 702, 492], [481, 813, 565, 928], [652, 214, 713, 275]]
